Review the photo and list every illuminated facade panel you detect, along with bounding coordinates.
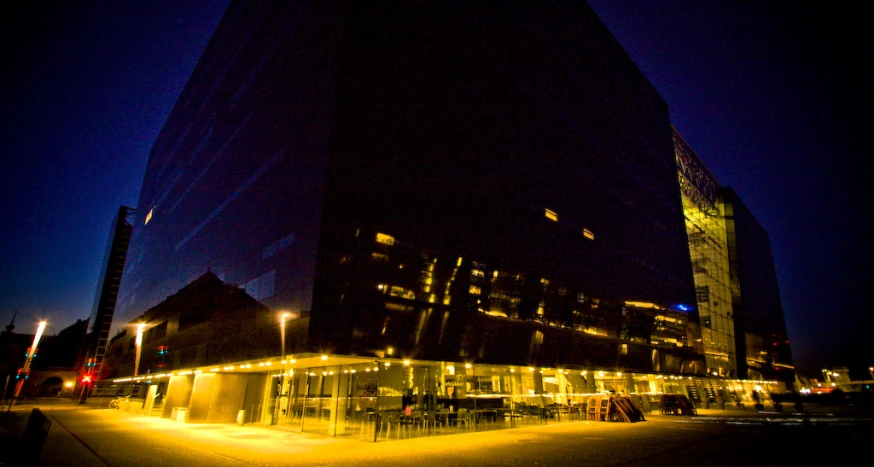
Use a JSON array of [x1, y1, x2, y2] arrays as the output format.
[[674, 128, 737, 376]]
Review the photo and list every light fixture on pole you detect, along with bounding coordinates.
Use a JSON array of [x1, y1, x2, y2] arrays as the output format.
[[134, 323, 146, 376], [280, 313, 292, 361]]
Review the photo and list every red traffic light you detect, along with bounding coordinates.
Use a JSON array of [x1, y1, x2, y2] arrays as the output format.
[[81, 375, 92, 383]]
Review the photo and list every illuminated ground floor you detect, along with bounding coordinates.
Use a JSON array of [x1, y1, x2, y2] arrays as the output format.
[[92, 353, 784, 442]]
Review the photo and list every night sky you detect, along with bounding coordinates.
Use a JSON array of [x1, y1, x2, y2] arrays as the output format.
[[1, 1, 868, 379]]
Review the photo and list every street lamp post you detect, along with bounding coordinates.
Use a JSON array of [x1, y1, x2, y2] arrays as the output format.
[[280, 313, 292, 361], [8, 320, 47, 411], [276, 313, 292, 425]]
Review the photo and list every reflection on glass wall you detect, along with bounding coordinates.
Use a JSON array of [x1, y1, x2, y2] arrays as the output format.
[[103, 271, 303, 379], [311, 224, 702, 374]]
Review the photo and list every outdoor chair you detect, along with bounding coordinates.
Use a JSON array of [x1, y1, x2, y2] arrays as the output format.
[[455, 408, 472, 432]]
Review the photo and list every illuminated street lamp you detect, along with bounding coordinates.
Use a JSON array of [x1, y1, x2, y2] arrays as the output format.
[[275, 313, 293, 425], [8, 320, 47, 410], [134, 323, 146, 376], [280, 313, 292, 361]]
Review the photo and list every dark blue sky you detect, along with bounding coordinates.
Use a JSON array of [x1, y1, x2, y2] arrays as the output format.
[[1, 1, 868, 378]]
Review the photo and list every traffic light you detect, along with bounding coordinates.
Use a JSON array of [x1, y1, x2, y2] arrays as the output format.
[[81, 374, 92, 384]]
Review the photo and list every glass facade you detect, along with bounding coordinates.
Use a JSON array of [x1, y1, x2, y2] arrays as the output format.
[[95, 356, 782, 441], [721, 187, 795, 384]]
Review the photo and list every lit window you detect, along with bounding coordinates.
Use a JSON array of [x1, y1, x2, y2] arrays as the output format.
[[376, 233, 396, 246], [469, 285, 482, 295], [582, 228, 594, 240], [544, 208, 558, 222]]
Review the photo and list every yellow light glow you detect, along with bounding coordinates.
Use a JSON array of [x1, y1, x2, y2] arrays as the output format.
[[135, 323, 146, 347], [64, 382, 73, 388], [582, 228, 595, 240], [544, 208, 558, 222], [465, 363, 472, 369], [376, 232, 396, 245], [321, 355, 328, 360], [403, 360, 410, 366], [145, 208, 153, 225]]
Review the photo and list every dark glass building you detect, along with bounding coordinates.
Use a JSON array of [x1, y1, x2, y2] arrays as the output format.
[[102, 1, 787, 434], [721, 187, 794, 384]]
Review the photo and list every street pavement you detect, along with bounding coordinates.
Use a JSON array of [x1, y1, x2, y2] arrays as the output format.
[[6, 401, 874, 466]]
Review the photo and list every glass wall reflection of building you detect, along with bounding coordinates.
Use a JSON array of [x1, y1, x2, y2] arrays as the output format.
[[673, 129, 737, 377], [674, 129, 795, 385], [99, 1, 789, 438]]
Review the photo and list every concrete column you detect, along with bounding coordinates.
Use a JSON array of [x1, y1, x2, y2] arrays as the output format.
[[330, 366, 349, 436]]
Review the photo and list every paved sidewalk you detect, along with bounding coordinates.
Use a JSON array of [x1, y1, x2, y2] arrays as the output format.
[[8, 401, 874, 466]]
